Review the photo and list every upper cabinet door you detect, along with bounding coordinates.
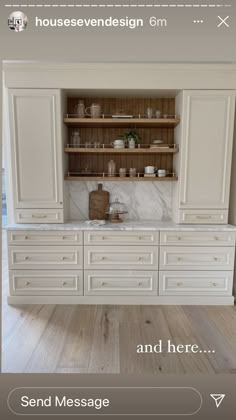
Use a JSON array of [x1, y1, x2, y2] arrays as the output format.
[[9, 89, 63, 209], [179, 91, 235, 209]]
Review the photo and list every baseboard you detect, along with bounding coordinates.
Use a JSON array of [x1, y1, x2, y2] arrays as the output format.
[[7, 295, 235, 305]]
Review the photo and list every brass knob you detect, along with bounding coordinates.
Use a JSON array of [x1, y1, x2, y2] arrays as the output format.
[[101, 282, 106, 286], [25, 282, 30, 286], [214, 257, 218, 261], [62, 256, 67, 261], [24, 256, 29, 260], [212, 282, 218, 287], [139, 236, 143, 240], [138, 282, 142, 286], [177, 257, 182, 262], [138, 257, 143, 261], [25, 236, 29, 240], [177, 282, 183, 287], [178, 236, 181, 241], [62, 282, 67, 286], [102, 256, 106, 261], [215, 236, 219, 241]]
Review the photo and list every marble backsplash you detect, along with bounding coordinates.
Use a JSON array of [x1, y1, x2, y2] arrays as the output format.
[[65, 181, 172, 221]]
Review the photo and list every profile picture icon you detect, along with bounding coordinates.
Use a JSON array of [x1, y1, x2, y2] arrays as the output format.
[[8, 11, 28, 32]]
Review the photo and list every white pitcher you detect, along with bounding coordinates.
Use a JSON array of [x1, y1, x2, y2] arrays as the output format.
[[85, 103, 101, 119]]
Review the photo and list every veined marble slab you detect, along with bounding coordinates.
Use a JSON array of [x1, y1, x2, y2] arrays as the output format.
[[66, 181, 172, 221], [6, 220, 236, 231]]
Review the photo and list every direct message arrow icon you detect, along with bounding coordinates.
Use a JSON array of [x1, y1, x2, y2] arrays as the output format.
[[210, 394, 225, 408]]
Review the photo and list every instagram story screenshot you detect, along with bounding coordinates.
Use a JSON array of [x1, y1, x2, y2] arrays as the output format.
[[0, 1, 236, 419]]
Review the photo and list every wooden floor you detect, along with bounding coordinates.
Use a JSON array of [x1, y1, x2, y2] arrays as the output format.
[[2, 230, 236, 374]]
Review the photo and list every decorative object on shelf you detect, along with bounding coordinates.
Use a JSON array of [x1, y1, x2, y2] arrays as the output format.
[[119, 168, 126, 177], [85, 141, 91, 148], [112, 139, 125, 149], [85, 103, 102, 119], [108, 160, 116, 177], [163, 114, 168, 119], [94, 141, 101, 148], [156, 110, 161, 118], [129, 168, 137, 177], [157, 169, 168, 177], [128, 138, 136, 149], [121, 130, 141, 146], [146, 107, 153, 119], [112, 114, 134, 119], [74, 100, 85, 118], [106, 198, 128, 223], [70, 130, 81, 146], [89, 183, 110, 221], [144, 166, 157, 174]]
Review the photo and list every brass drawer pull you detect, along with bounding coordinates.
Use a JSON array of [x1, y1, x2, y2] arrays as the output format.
[[214, 257, 218, 261], [212, 282, 218, 287], [195, 215, 211, 220], [24, 236, 29, 240], [138, 256, 143, 261], [177, 257, 183, 262], [62, 256, 67, 261], [177, 282, 184, 287], [24, 256, 30, 261], [101, 282, 107, 286], [25, 281, 31, 286], [32, 214, 47, 218], [138, 282, 143, 286], [139, 236, 143, 240], [62, 282, 67, 286]]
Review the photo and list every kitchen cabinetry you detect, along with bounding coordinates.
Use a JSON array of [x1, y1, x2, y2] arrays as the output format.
[[8, 89, 64, 222], [7, 226, 236, 305], [173, 90, 236, 224]]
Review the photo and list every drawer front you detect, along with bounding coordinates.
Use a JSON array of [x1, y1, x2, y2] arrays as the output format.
[[7, 230, 83, 246], [15, 209, 64, 224], [160, 231, 235, 247], [159, 271, 233, 296], [84, 246, 158, 270], [8, 246, 83, 270], [9, 270, 83, 296], [178, 209, 228, 224], [84, 231, 159, 246], [84, 270, 158, 296], [159, 246, 235, 271]]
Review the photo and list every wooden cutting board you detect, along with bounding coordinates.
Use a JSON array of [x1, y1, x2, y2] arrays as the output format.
[[89, 184, 109, 220]]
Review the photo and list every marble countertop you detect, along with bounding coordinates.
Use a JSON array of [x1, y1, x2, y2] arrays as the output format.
[[6, 220, 236, 231]]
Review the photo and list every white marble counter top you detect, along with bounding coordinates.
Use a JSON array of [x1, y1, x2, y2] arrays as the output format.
[[6, 220, 236, 231]]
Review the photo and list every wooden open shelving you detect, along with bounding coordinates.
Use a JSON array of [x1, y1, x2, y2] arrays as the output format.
[[65, 96, 179, 182], [64, 117, 180, 128], [65, 175, 178, 182], [64, 146, 178, 154]]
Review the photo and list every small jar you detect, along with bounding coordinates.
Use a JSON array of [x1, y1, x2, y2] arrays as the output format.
[[108, 160, 116, 177], [129, 168, 136, 178], [119, 168, 126, 177], [71, 130, 80, 147]]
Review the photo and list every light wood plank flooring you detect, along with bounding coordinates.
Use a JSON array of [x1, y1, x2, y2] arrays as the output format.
[[2, 230, 236, 374]]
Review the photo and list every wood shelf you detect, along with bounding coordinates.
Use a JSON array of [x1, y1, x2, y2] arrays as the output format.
[[64, 146, 178, 154], [65, 176, 178, 182], [64, 117, 180, 128]]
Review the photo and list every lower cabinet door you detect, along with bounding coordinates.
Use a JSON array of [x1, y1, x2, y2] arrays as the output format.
[[159, 246, 235, 270], [84, 246, 158, 270], [159, 271, 233, 296], [9, 270, 83, 295], [84, 270, 158, 296]]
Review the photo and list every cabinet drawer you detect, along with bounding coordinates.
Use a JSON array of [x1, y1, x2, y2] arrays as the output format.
[[9, 270, 83, 296], [15, 209, 64, 224], [84, 231, 159, 245], [8, 246, 83, 270], [84, 270, 158, 296], [159, 271, 233, 296], [7, 230, 83, 246], [178, 209, 228, 224], [159, 246, 235, 271], [160, 231, 235, 247], [84, 246, 158, 270]]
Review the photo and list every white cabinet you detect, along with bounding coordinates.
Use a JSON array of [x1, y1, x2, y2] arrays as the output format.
[[8, 89, 64, 222], [174, 90, 236, 223]]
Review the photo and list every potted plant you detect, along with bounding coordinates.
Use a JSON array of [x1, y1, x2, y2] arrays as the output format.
[[120, 130, 141, 148]]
